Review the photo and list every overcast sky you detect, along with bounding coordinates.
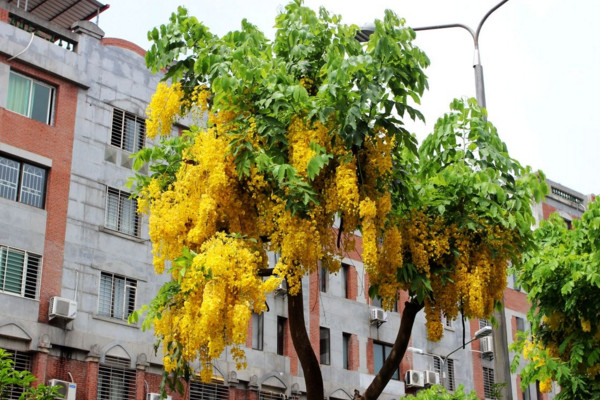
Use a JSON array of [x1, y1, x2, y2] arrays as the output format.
[[99, 0, 599, 196]]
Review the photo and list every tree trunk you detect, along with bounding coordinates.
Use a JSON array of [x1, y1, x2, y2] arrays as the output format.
[[362, 300, 424, 400], [288, 285, 324, 400]]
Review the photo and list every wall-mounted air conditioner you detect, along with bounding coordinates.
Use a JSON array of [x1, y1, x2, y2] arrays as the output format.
[[49, 297, 77, 320], [274, 281, 287, 296], [405, 370, 425, 388], [481, 336, 494, 356], [48, 379, 76, 400], [424, 370, 440, 386], [147, 393, 172, 400], [369, 308, 387, 325]]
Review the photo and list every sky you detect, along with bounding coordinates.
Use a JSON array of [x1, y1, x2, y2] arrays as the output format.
[[98, 0, 599, 195]]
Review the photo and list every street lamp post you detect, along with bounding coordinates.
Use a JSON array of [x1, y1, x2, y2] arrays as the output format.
[[408, 326, 492, 389], [356, 0, 509, 110]]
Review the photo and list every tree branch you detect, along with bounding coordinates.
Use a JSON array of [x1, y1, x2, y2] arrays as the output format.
[[362, 299, 424, 400], [288, 285, 324, 400]]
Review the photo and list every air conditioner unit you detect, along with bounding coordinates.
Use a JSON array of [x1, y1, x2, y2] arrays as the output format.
[[146, 394, 172, 400], [49, 297, 77, 320], [370, 308, 387, 324], [481, 336, 494, 355], [405, 370, 425, 388], [424, 370, 440, 386], [48, 379, 76, 400], [274, 281, 287, 296]]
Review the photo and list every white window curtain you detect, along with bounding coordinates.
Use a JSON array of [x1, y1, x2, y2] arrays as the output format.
[[7, 73, 30, 117]]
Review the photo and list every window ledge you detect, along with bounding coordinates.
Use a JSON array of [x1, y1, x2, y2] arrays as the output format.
[[99, 226, 146, 243], [92, 314, 139, 328]]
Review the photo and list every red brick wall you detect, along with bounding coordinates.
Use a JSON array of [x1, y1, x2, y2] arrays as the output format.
[[348, 334, 359, 371], [347, 264, 358, 301], [542, 202, 557, 220], [504, 288, 529, 312], [366, 338, 374, 374], [101, 38, 146, 58], [0, 6, 8, 22], [0, 57, 77, 323], [284, 318, 298, 376]]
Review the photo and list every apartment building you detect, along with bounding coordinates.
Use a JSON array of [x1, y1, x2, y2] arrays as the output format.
[[0, 1, 593, 399]]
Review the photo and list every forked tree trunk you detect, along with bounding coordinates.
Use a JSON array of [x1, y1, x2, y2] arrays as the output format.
[[287, 285, 324, 400], [362, 300, 424, 400]]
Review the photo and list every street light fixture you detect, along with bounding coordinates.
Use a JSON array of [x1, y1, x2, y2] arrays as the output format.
[[407, 326, 493, 389], [356, 0, 510, 110]]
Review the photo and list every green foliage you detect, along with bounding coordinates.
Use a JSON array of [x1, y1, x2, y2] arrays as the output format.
[[512, 198, 600, 399], [414, 98, 547, 242], [0, 349, 60, 400], [143, 0, 429, 216], [403, 385, 479, 400]]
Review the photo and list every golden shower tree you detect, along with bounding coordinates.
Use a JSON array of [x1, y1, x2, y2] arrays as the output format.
[[129, 2, 546, 399]]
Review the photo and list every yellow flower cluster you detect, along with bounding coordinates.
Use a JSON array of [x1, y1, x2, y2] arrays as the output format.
[[287, 116, 329, 177], [146, 82, 184, 139]]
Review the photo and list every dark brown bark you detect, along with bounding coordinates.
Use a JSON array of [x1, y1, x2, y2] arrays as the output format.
[[362, 299, 424, 400], [287, 286, 324, 400]]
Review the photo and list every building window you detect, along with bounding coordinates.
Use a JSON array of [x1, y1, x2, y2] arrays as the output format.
[[341, 263, 349, 298], [483, 367, 495, 399], [0, 245, 40, 299], [434, 357, 455, 391], [98, 272, 136, 321], [342, 333, 350, 370], [0, 155, 47, 208], [1, 348, 32, 400], [374, 342, 398, 379], [319, 263, 328, 293], [516, 316, 525, 332], [97, 356, 136, 400], [252, 312, 263, 351], [111, 108, 145, 153], [277, 316, 286, 356], [189, 380, 229, 400], [479, 318, 491, 329], [105, 187, 140, 236], [320, 327, 330, 365], [7, 71, 54, 124]]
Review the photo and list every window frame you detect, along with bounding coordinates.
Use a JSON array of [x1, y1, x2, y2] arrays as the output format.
[[277, 316, 286, 356], [373, 341, 399, 380], [319, 327, 330, 365], [97, 356, 136, 400], [483, 366, 495, 399], [7, 71, 55, 124], [110, 108, 146, 153], [0, 245, 41, 299], [252, 312, 264, 351], [319, 263, 328, 293], [105, 187, 140, 237], [1, 348, 32, 400], [342, 332, 351, 370], [434, 357, 455, 391], [0, 153, 48, 209], [97, 272, 137, 321], [341, 263, 349, 299]]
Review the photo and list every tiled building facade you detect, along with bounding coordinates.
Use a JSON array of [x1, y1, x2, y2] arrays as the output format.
[[0, 1, 593, 399]]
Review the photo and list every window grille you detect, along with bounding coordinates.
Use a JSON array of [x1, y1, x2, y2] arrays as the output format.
[[434, 357, 455, 390], [551, 187, 582, 203], [483, 367, 495, 399], [111, 108, 145, 153], [97, 356, 136, 400], [105, 187, 140, 236], [259, 391, 286, 400], [98, 272, 137, 320], [189, 381, 229, 400], [0, 154, 47, 208], [1, 349, 32, 400], [7, 71, 54, 124], [0, 245, 41, 299], [479, 319, 491, 329]]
